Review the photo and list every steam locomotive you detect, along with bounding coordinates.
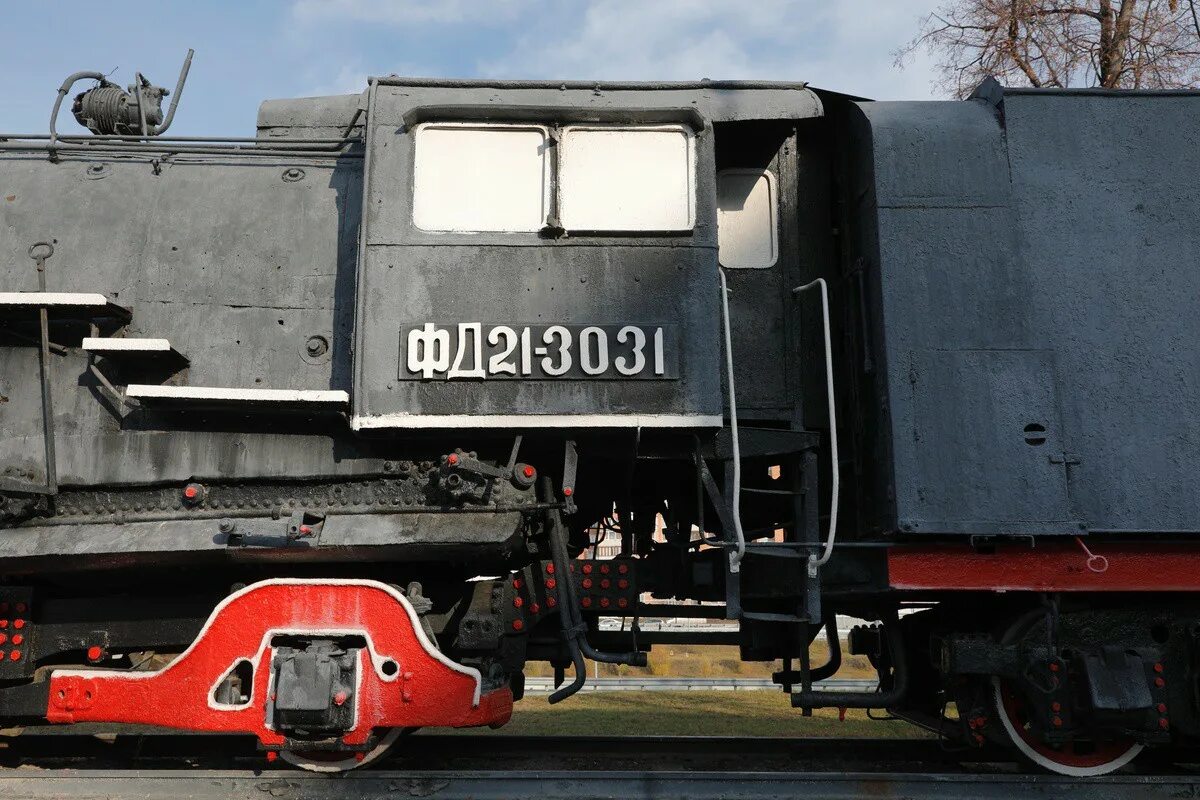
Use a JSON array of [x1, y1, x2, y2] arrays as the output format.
[[1, 55, 1197, 775]]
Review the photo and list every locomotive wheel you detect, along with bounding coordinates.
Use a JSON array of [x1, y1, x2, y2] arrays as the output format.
[[988, 611, 1142, 777], [279, 727, 406, 772], [991, 676, 1142, 776]]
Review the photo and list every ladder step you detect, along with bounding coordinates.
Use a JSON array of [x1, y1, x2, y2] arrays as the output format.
[[83, 338, 189, 367], [0, 293, 130, 322], [126, 385, 349, 410], [741, 487, 805, 496]]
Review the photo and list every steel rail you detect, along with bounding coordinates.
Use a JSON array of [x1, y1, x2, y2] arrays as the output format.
[[0, 769, 1193, 800]]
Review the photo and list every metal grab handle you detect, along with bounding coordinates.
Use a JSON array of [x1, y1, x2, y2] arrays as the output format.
[[792, 278, 839, 573]]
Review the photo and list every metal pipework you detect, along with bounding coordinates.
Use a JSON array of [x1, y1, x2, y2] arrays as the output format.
[[49, 71, 108, 150], [541, 478, 646, 704], [154, 49, 193, 136], [790, 618, 908, 710]]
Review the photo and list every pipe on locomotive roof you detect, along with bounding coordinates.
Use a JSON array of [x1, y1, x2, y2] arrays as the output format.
[[793, 278, 839, 573], [153, 49, 194, 136], [49, 71, 108, 152]]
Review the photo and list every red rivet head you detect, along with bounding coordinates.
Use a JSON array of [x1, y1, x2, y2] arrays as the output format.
[[600, 564, 610, 575], [582, 564, 593, 574], [447, 453, 459, 465], [14, 603, 26, 614], [1052, 716, 1062, 727], [0, 620, 12, 629], [10, 635, 22, 646], [547, 596, 557, 608], [546, 578, 557, 589], [513, 596, 524, 608], [87, 646, 103, 662], [0, 635, 8, 646], [581, 597, 592, 608], [618, 598, 628, 609], [530, 603, 540, 614], [266, 751, 278, 763], [513, 578, 523, 589], [512, 619, 524, 631], [600, 579, 611, 589], [582, 578, 592, 589], [545, 563, 555, 575], [618, 564, 628, 574], [618, 579, 629, 590], [1051, 701, 1061, 712], [523, 466, 535, 479], [13, 620, 24, 630], [1160, 717, 1171, 730], [563, 487, 573, 497], [1156, 677, 1166, 687], [600, 597, 610, 608], [298, 524, 312, 535], [333, 691, 348, 706], [1048, 662, 1060, 672], [9, 651, 20, 662], [1158, 703, 1168, 713], [355, 753, 366, 762], [183, 484, 201, 501], [1154, 663, 1164, 673]]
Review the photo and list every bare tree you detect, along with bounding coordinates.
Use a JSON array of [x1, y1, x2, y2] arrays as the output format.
[[897, 0, 1200, 97]]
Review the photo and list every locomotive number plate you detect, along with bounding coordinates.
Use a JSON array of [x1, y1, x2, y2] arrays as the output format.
[[400, 323, 678, 380]]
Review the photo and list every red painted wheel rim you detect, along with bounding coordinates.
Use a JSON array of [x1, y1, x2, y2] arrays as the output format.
[[997, 679, 1140, 770]]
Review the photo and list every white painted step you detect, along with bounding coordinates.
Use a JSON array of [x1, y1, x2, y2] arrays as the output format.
[[83, 337, 173, 352], [0, 292, 130, 321], [83, 337, 189, 368], [126, 385, 349, 409]]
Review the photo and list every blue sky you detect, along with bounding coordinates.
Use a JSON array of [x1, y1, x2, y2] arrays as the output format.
[[2, 1, 939, 136]]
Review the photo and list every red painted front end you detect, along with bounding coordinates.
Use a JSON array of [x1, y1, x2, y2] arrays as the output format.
[[45, 580, 512, 751]]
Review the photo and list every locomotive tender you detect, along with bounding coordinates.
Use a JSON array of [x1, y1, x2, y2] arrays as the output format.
[[1, 58, 1198, 774]]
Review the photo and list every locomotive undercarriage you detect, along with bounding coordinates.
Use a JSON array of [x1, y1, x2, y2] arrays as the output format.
[[0, 428, 841, 766], [0, 428, 1189, 776]]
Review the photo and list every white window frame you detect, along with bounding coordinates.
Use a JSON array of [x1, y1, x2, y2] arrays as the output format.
[[411, 121, 552, 234], [557, 123, 697, 233], [716, 168, 779, 269]]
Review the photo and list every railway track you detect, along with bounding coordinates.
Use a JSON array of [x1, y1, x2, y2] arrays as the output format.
[[1, 734, 1199, 797], [0, 767, 1196, 799]]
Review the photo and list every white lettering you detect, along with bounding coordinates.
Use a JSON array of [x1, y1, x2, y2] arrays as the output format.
[[407, 323, 451, 379]]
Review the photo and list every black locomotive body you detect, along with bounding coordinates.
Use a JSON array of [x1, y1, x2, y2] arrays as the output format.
[[0, 68, 1198, 774]]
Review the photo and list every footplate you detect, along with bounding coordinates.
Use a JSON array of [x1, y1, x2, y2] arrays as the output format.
[[46, 580, 513, 751]]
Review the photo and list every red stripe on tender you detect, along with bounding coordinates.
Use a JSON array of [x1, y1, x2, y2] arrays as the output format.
[[889, 542, 1200, 592]]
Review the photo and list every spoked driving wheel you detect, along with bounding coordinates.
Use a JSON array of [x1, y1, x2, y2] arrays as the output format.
[[989, 612, 1143, 777], [990, 676, 1142, 776]]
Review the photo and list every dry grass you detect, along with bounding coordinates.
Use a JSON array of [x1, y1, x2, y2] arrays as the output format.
[[464, 691, 928, 738], [523, 643, 876, 681]]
